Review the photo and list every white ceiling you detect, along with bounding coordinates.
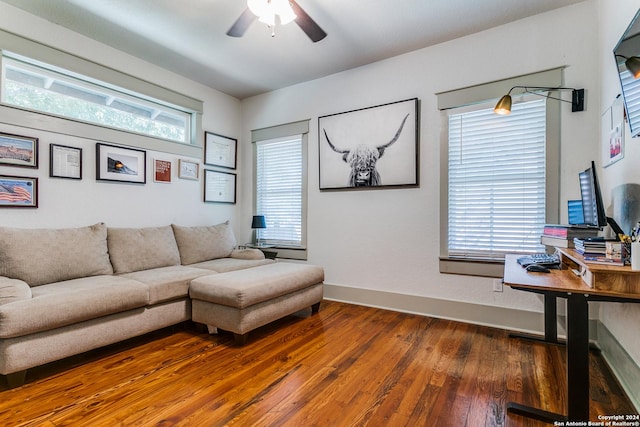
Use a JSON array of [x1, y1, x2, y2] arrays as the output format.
[[0, 0, 586, 99]]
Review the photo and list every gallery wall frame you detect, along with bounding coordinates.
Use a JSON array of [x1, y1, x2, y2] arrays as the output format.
[[318, 98, 419, 191], [204, 169, 236, 204], [0, 132, 38, 168], [154, 159, 172, 183], [0, 175, 38, 208], [50, 144, 82, 179], [178, 159, 199, 180], [204, 131, 237, 169], [96, 143, 146, 184]]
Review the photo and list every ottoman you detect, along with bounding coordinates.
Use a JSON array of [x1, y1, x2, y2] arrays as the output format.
[[189, 262, 324, 345]]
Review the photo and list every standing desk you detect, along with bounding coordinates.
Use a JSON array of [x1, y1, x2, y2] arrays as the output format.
[[503, 251, 640, 423]]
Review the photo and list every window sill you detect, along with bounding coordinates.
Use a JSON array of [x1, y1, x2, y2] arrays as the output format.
[[439, 256, 504, 278]]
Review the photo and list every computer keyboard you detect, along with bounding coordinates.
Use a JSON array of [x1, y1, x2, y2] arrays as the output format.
[[517, 253, 561, 267]]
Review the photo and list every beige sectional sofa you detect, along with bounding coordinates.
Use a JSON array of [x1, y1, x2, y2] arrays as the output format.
[[0, 222, 323, 388]]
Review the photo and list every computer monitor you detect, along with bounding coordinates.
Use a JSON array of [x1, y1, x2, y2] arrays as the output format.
[[578, 160, 625, 238]]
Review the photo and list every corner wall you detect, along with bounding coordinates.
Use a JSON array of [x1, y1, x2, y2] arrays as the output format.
[[0, 3, 243, 231], [240, 2, 599, 329]]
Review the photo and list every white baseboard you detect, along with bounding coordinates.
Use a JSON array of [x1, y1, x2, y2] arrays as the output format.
[[597, 321, 640, 412], [324, 284, 640, 413]]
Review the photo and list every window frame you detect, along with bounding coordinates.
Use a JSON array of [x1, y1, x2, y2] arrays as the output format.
[[0, 30, 202, 158], [438, 72, 561, 277], [252, 120, 309, 260]]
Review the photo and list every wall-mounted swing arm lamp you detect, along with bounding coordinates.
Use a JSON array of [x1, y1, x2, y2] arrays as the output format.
[[494, 86, 585, 115], [615, 54, 640, 79]]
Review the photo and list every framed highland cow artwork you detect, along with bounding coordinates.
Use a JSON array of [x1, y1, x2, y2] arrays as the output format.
[[318, 98, 419, 191]]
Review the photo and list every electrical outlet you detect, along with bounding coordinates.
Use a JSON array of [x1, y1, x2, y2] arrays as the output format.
[[493, 279, 503, 292]]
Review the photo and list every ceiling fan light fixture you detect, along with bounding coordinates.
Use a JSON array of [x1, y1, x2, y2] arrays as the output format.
[[247, 0, 296, 26], [625, 56, 640, 79]]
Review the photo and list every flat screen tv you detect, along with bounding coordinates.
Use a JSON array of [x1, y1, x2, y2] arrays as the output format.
[[578, 161, 624, 238]]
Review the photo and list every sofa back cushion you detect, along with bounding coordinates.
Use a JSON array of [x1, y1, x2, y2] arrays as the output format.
[[172, 222, 237, 265], [0, 223, 113, 286], [107, 226, 181, 274]]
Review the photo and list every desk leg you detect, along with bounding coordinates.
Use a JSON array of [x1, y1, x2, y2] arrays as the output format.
[[509, 294, 561, 344], [507, 293, 590, 423], [566, 293, 590, 421]]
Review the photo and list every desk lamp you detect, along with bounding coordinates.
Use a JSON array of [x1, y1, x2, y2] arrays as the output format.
[[252, 215, 266, 246]]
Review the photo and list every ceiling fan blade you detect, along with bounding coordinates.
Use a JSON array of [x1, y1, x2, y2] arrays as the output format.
[[290, 0, 327, 42], [227, 7, 256, 37]]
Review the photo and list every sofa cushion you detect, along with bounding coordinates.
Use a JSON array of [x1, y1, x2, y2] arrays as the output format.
[[0, 223, 113, 287], [189, 257, 275, 273], [172, 222, 237, 265], [0, 275, 149, 338], [121, 265, 214, 304], [189, 262, 324, 309], [0, 277, 31, 306], [108, 226, 181, 274]]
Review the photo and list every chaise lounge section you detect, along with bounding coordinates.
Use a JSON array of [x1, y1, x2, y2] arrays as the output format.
[[0, 222, 324, 388]]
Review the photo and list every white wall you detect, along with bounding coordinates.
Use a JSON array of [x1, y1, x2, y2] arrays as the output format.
[[598, 0, 640, 367], [240, 1, 600, 317], [0, 3, 242, 231]]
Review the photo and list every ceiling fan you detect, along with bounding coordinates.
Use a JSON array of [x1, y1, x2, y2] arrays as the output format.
[[227, 0, 327, 42]]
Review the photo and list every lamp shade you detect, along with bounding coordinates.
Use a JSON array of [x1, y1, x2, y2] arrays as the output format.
[[251, 215, 267, 229], [494, 94, 512, 115]]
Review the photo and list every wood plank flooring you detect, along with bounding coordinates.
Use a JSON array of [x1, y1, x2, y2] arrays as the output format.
[[0, 300, 636, 426]]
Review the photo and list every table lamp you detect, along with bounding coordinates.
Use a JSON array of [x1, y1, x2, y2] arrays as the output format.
[[252, 215, 266, 246]]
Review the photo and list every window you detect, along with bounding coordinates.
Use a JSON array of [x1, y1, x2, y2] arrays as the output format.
[[1, 52, 195, 144], [252, 120, 308, 260], [447, 98, 546, 260], [437, 70, 562, 277]]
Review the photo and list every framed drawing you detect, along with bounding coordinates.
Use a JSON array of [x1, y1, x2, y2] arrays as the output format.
[[50, 144, 82, 179], [0, 175, 38, 207], [602, 96, 625, 168], [178, 159, 199, 180], [0, 132, 38, 168], [204, 131, 237, 169], [96, 143, 146, 184], [204, 169, 236, 204], [318, 98, 419, 191], [154, 159, 172, 183]]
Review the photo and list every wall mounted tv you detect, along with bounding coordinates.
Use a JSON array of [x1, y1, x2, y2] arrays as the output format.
[[614, 8, 640, 138]]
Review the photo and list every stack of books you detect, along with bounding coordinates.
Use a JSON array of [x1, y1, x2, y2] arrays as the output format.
[[574, 238, 625, 265], [540, 224, 600, 248]]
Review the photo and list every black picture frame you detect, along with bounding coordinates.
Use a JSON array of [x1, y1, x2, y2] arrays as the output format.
[[204, 169, 236, 204], [0, 132, 38, 168], [50, 144, 82, 179], [318, 98, 419, 191], [0, 175, 38, 208], [204, 131, 237, 169], [96, 143, 146, 184]]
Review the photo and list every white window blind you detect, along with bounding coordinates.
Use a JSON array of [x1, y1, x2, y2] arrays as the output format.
[[619, 69, 640, 137], [256, 136, 303, 247], [448, 98, 546, 259]]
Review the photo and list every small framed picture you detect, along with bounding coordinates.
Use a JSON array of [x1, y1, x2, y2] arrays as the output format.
[[0, 175, 38, 208], [205, 131, 237, 169], [96, 143, 146, 184], [178, 159, 199, 180], [204, 169, 236, 204], [154, 159, 172, 183], [0, 132, 38, 168], [50, 144, 82, 179]]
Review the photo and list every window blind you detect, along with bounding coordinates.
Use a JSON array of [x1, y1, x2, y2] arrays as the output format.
[[256, 136, 303, 247], [447, 98, 546, 259], [619, 69, 640, 137]]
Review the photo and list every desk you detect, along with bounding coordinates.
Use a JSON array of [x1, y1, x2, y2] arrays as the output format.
[[503, 254, 640, 423]]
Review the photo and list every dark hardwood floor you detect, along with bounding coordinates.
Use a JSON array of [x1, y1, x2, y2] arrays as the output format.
[[0, 300, 635, 426]]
